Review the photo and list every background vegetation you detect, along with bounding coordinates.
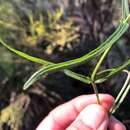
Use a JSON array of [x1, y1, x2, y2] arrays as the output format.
[[0, 0, 130, 130]]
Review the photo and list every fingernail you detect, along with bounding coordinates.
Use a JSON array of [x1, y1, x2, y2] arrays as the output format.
[[79, 104, 108, 129]]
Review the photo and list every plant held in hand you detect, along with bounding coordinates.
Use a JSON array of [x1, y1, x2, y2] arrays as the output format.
[[0, 0, 130, 115]]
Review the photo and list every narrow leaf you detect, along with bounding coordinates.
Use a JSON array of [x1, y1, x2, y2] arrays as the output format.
[[95, 69, 116, 83], [23, 22, 129, 89], [64, 70, 92, 84], [0, 38, 51, 65], [91, 0, 130, 81], [95, 59, 130, 83], [122, 0, 129, 20], [0, 38, 92, 85]]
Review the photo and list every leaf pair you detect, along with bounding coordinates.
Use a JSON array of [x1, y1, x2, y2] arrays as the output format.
[[0, 20, 129, 90], [0, 0, 129, 90], [95, 59, 130, 83], [23, 22, 129, 89]]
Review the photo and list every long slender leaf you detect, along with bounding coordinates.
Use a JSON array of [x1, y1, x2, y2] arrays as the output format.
[[1, 22, 128, 90], [95, 59, 130, 83], [95, 69, 116, 83], [0, 38, 94, 85], [91, 0, 130, 81], [64, 70, 92, 84], [122, 0, 129, 20], [91, 0, 129, 81], [0, 38, 93, 85], [0, 23, 127, 71], [0, 38, 51, 65], [23, 22, 129, 89]]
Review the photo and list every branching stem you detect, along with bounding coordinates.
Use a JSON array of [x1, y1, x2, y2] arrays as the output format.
[[91, 46, 111, 81]]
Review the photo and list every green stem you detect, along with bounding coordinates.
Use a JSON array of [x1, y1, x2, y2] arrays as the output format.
[[112, 83, 130, 114], [123, 14, 130, 23], [111, 70, 130, 113], [115, 70, 130, 103], [91, 46, 111, 80], [90, 45, 112, 105], [92, 82, 100, 104], [91, 13, 130, 81]]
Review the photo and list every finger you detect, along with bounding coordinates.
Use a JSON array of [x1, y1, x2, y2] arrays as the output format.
[[66, 104, 108, 130], [36, 94, 114, 130], [109, 116, 126, 130]]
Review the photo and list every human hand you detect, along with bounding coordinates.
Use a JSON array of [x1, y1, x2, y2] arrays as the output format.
[[36, 94, 126, 130]]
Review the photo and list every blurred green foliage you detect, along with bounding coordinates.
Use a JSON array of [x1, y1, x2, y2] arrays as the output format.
[[0, 0, 79, 54], [0, 47, 14, 77], [0, 0, 80, 78]]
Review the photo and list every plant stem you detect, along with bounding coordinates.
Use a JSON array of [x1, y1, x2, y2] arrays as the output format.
[[91, 46, 111, 80], [111, 70, 130, 113], [91, 46, 112, 105], [115, 70, 130, 103], [123, 14, 130, 23], [92, 82, 100, 104], [112, 83, 130, 114]]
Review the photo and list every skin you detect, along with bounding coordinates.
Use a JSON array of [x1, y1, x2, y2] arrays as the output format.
[[36, 94, 126, 130]]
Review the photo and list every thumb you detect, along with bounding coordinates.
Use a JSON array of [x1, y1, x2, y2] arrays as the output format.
[[66, 104, 109, 130]]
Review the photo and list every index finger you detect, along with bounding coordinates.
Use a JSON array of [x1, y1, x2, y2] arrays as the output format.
[[37, 94, 114, 130]]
